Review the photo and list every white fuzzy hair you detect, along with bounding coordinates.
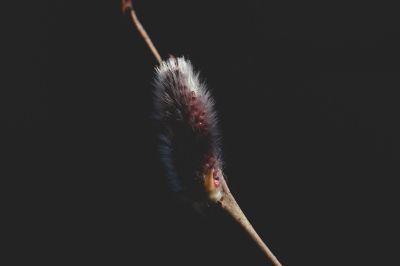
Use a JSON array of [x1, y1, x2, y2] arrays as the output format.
[[156, 57, 202, 94]]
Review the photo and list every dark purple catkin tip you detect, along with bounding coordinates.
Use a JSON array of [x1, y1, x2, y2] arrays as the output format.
[[153, 57, 223, 202]]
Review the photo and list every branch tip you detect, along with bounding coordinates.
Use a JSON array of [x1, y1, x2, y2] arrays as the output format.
[[121, 0, 132, 13]]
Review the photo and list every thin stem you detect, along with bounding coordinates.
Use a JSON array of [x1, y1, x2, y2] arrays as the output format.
[[122, 0, 162, 64], [219, 178, 282, 266]]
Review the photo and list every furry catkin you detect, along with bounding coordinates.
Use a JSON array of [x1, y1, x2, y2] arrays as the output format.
[[153, 57, 223, 202]]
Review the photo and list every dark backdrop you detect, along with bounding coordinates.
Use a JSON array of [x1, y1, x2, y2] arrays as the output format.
[[7, 1, 400, 265]]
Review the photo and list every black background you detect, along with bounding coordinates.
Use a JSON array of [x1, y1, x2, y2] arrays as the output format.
[[5, 1, 400, 265]]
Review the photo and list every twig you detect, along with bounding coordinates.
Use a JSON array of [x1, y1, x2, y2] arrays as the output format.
[[219, 176, 282, 266], [121, 1, 282, 265], [122, 0, 162, 64]]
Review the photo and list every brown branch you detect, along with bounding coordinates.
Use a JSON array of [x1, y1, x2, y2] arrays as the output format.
[[121, 1, 281, 264], [122, 0, 162, 64], [219, 177, 282, 266]]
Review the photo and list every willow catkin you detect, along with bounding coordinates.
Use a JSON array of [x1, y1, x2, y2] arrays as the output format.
[[153, 57, 223, 203]]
